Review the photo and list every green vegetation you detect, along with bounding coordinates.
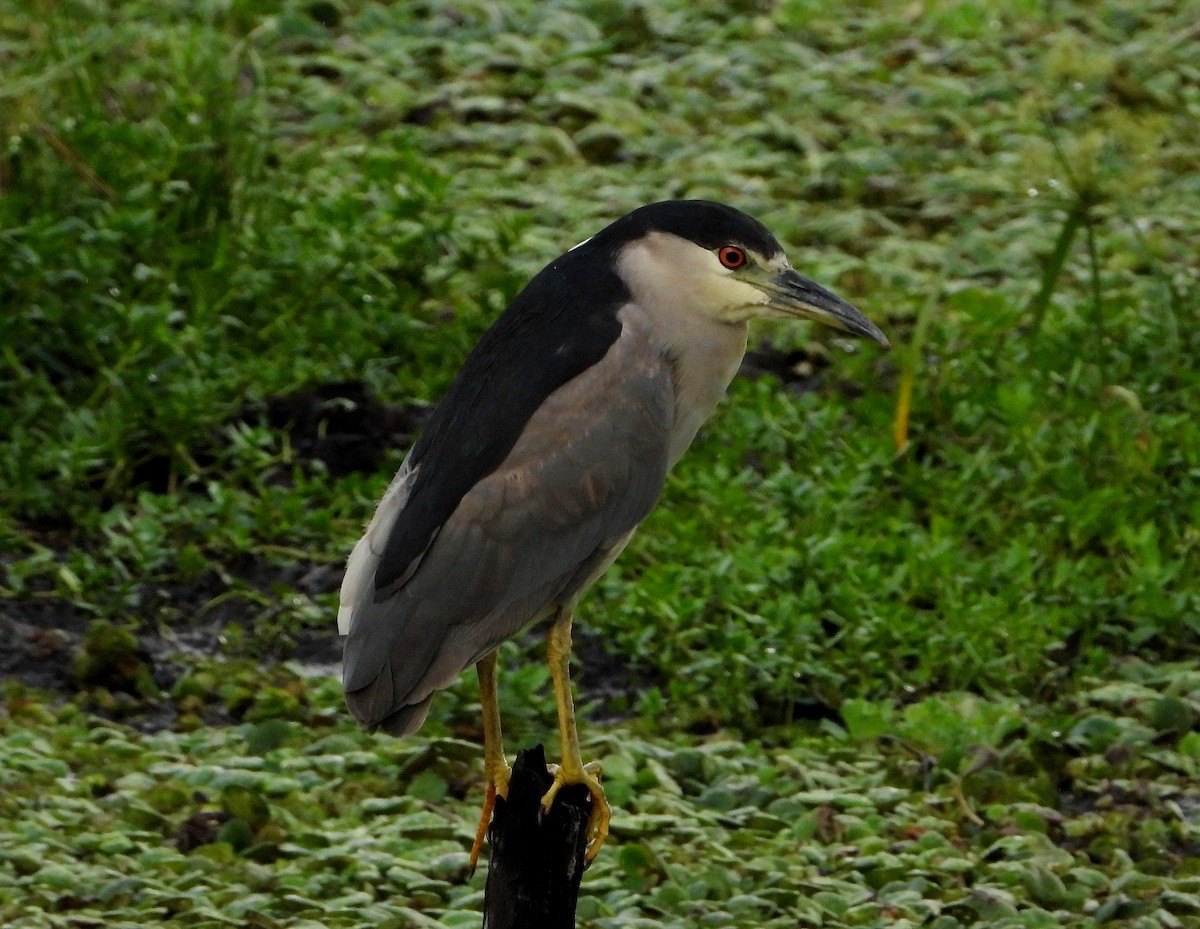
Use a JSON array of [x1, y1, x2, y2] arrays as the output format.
[[3, 663, 1199, 927], [1, 0, 1197, 926]]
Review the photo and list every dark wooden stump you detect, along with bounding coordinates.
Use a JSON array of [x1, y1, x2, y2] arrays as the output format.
[[482, 745, 592, 929]]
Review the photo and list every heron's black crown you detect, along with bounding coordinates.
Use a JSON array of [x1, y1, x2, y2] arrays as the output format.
[[587, 199, 784, 258]]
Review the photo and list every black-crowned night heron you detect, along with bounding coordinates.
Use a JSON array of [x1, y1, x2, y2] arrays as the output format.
[[338, 200, 888, 866]]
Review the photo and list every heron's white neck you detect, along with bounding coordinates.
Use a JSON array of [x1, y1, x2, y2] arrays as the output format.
[[618, 303, 748, 466], [616, 233, 754, 465]]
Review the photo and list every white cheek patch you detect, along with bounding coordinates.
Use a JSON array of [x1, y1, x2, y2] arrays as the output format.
[[617, 233, 782, 323]]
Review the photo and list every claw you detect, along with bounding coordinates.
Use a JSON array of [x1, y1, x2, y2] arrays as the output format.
[[539, 759, 609, 862]]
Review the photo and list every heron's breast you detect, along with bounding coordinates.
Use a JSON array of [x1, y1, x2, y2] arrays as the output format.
[[638, 311, 749, 466]]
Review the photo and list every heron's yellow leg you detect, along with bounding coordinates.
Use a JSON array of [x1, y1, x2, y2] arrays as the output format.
[[540, 609, 610, 862], [469, 650, 511, 872]]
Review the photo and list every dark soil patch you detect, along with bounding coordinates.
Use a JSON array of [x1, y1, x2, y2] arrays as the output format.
[[240, 379, 428, 476], [739, 338, 893, 400], [1, 547, 345, 728], [0, 597, 92, 692], [3, 546, 650, 731], [740, 341, 835, 394], [572, 626, 665, 722]]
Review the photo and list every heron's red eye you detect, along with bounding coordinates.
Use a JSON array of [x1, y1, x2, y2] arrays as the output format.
[[718, 246, 746, 270]]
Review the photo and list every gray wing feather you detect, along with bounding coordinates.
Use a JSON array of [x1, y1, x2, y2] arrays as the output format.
[[336, 456, 417, 636], [341, 319, 674, 733]]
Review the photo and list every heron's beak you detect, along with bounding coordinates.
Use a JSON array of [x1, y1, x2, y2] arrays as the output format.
[[760, 268, 890, 348]]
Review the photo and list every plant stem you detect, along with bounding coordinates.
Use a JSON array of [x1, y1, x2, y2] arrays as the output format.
[[894, 263, 948, 453], [1027, 204, 1084, 344], [1084, 213, 1104, 381]]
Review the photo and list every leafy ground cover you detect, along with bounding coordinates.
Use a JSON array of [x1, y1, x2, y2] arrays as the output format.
[[4, 659, 1200, 928], [2, 0, 1199, 926]]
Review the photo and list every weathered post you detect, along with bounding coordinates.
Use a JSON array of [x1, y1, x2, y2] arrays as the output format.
[[482, 745, 592, 929]]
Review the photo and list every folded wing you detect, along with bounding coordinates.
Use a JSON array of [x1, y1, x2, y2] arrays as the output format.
[[339, 316, 674, 734]]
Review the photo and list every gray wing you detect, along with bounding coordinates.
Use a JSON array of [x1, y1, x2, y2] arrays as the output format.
[[339, 318, 675, 734]]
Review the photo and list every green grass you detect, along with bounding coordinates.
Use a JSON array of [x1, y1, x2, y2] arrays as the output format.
[[3, 660, 1200, 927], [2, 0, 1199, 925]]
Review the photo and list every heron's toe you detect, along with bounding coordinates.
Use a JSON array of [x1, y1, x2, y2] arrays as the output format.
[[540, 759, 610, 862]]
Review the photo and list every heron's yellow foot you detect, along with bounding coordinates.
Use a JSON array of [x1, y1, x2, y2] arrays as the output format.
[[540, 759, 609, 862], [468, 756, 511, 874]]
